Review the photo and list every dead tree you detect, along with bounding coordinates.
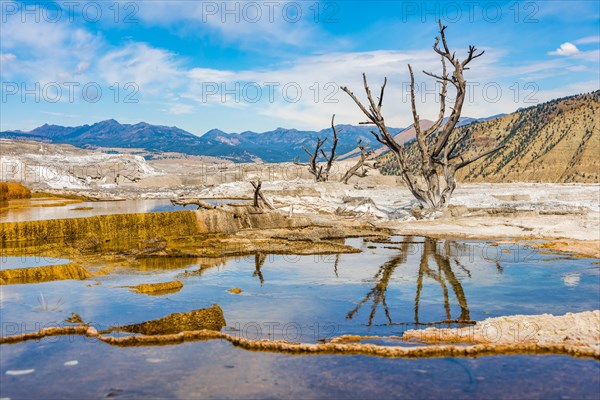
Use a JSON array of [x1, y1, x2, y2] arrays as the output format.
[[171, 198, 220, 210], [340, 139, 375, 184], [172, 181, 274, 212], [250, 181, 275, 210], [341, 20, 503, 210], [295, 114, 339, 182]]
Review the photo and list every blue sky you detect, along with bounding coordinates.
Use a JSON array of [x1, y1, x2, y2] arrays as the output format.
[[1, 0, 598, 135]]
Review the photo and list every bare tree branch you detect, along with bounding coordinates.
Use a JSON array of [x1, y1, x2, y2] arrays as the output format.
[[340, 140, 374, 184], [456, 144, 505, 170], [341, 19, 502, 211], [250, 181, 275, 210], [171, 199, 219, 210], [298, 114, 340, 182]]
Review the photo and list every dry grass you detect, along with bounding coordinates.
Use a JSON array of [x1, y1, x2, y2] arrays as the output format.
[[0, 182, 32, 201], [31, 192, 92, 201]]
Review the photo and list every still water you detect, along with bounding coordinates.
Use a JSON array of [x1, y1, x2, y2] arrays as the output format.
[[0, 257, 70, 271], [0, 198, 248, 222], [1, 236, 598, 398]]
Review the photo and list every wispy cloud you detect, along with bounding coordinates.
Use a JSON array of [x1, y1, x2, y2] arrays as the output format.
[[1, 0, 598, 133], [573, 36, 600, 45], [0, 53, 16, 66], [134, 0, 334, 53], [98, 42, 183, 95], [164, 103, 195, 115], [0, 12, 101, 84], [42, 111, 81, 119]]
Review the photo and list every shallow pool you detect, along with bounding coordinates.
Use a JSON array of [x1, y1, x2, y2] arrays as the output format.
[[0, 198, 249, 222], [0, 236, 598, 398], [0, 256, 70, 271]]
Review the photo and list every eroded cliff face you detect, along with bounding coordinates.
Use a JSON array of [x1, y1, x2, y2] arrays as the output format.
[[0, 208, 384, 284], [0, 208, 318, 244], [0, 210, 200, 244]]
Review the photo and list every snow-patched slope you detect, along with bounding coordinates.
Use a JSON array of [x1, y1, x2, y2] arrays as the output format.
[[1, 140, 162, 190]]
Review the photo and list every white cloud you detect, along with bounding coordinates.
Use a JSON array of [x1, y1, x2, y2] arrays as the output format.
[[574, 36, 600, 45], [534, 80, 600, 103], [165, 103, 195, 115], [75, 61, 90, 75], [572, 49, 600, 62], [183, 49, 435, 127], [134, 0, 335, 52], [42, 111, 80, 119], [0, 53, 16, 66], [1, 4, 597, 133], [180, 48, 523, 129], [98, 43, 182, 94], [549, 42, 580, 56], [0, 13, 100, 84]]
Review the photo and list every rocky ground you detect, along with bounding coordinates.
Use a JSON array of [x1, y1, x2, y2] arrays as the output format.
[[2, 139, 599, 256], [205, 179, 600, 257]]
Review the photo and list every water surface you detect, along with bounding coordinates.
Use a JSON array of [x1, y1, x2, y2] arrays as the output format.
[[0, 256, 70, 271], [0, 236, 598, 398], [2, 340, 598, 399], [0, 198, 249, 222]]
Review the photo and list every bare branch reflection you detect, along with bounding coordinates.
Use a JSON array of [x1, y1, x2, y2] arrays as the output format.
[[347, 238, 413, 325], [348, 237, 485, 326]]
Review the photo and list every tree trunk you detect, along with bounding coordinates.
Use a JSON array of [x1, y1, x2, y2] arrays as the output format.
[[341, 20, 503, 213]]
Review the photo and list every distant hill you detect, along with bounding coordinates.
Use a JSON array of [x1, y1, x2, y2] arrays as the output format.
[[0, 120, 407, 163], [378, 91, 600, 183]]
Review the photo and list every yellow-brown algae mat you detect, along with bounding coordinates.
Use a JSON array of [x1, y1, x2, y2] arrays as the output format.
[[1, 310, 598, 359], [129, 280, 184, 295]]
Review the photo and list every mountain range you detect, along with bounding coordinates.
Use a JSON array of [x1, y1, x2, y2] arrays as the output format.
[[0, 117, 480, 163], [0, 120, 395, 162], [2, 91, 596, 182]]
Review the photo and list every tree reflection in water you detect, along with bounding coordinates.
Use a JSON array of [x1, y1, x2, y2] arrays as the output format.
[[253, 253, 266, 285], [347, 237, 496, 326]]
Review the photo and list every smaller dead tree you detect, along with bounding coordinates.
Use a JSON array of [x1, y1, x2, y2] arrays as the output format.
[[171, 198, 220, 210], [295, 114, 339, 182], [171, 181, 274, 212], [340, 139, 376, 184], [250, 181, 274, 210]]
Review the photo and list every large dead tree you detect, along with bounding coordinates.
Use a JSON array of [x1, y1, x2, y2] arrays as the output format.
[[341, 20, 503, 210], [295, 114, 339, 182]]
